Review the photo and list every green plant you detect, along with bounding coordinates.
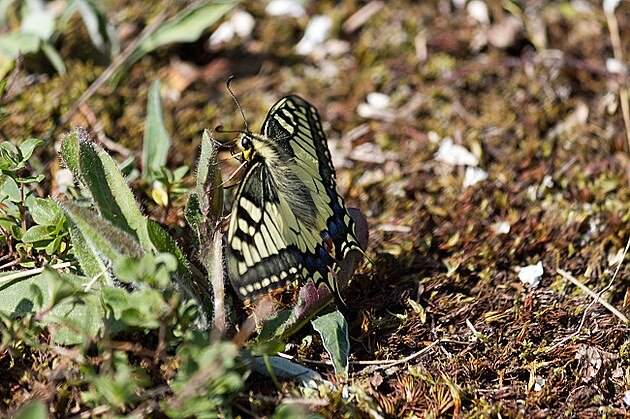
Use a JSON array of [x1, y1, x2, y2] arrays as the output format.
[[0, 138, 59, 262], [0, 0, 119, 78]]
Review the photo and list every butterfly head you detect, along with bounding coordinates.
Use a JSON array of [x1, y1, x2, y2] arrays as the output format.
[[239, 132, 280, 165], [240, 133, 255, 161]]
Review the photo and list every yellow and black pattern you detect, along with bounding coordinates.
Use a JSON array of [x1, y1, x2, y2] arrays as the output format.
[[226, 95, 364, 301]]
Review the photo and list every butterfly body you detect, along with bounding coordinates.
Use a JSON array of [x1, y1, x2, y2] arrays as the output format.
[[226, 95, 364, 301]]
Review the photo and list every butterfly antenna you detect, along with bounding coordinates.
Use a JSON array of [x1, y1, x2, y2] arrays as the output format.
[[226, 75, 250, 133]]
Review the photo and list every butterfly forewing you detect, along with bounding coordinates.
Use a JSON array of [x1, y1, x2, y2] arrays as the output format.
[[227, 95, 363, 300]]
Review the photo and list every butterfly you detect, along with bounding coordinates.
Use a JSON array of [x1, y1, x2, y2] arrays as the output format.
[[225, 95, 366, 302]]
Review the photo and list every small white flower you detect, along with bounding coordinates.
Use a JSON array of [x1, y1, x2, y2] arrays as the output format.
[[209, 21, 235, 45], [232, 10, 255, 38], [366, 92, 390, 110], [492, 221, 511, 235], [606, 58, 627, 75], [435, 138, 479, 166], [518, 262, 544, 287], [603, 0, 621, 15], [463, 166, 488, 188], [266, 0, 306, 17], [467, 0, 490, 25], [296, 16, 332, 55]]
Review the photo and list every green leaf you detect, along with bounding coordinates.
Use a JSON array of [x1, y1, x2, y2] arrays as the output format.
[[196, 129, 223, 225], [64, 128, 154, 251], [172, 165, 189, 181], [18, 138, 44, 162], [184, 192, 201, 236], [15, 173, 45, 184], [121, 289, 165, 328], [40, 42, 67, 75], [14, 400, 47, 419], [21, 225, 53, 242], [257, 281, 333, 343], [0, 271, 106, 344], [28, 197, 61, 226], [0, 32, 40, 58], [45, 235, 63, 255], [0, 141, 21, 169], [247, 355, 327, 389], [20, 8, 55, 40], [44, 266, 78, 307], [62, 203, 144, 286], [147, 220, 212, 320], [60, 130, 81, 183], [257, 309, 295, 342], [83, 352, 149, 408], [0, 175, 20, 202], [311, 309, 350, 379], [143, 79, 171, 181], [147, 220, 190, 283], [248, 339, 285, 357], [131, 1, 238, 64], [166, 341, 243, 417]]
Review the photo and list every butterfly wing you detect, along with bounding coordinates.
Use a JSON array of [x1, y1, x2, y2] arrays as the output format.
[[262, 96, 363, 261], [227, 96, 363, 300]]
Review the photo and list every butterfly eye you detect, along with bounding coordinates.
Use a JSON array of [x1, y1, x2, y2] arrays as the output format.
[[241, 136, 252, 150]]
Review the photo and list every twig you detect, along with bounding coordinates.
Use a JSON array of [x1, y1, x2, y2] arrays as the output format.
[[0, 261, 75, 285], [279, 339, 442, 370], [359, 339, 441, 370], [546, 237, 630, 353], [342, 1, 384, 33], [69, 404, 110, 419], [557, 269, 628, 323], [0, 258, 21, 270]]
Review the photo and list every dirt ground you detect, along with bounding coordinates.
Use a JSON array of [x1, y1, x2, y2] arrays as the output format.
[[3, 0, 630, 417]]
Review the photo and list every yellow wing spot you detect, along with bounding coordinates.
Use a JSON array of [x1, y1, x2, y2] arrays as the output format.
[[295, 232, 308, 252], [254, 281, 261, 290], [278, 109, 296, 125], [249, 226, 256, 236], [238, 218, 249, 233], [242, 245, 254, 272], [240, 197, 262, 223], [239, 287, 247, 295], [271, 274, 280, 283], [251, 245, 261, 263], [289, 267, 298, 275], [262, 278, 271, 287], [260, 224, 278, 254], [246, 284, 254, 293], [254, 233, 268, 258], [280, 271, 288, 280], [265, 215, 284, 244], [238, 261, 247, 275]]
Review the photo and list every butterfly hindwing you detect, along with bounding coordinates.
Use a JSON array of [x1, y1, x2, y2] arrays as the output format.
[[227, 95, 363, 300]]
